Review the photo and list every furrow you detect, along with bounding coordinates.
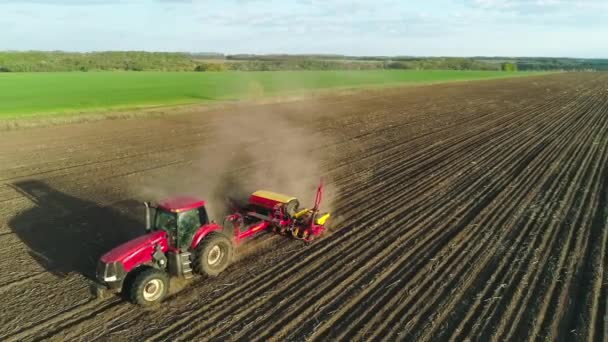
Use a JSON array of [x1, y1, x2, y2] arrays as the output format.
[[218, 80, 593, 341], [338, 86, 596, 342], [320, 81, 599, 342]]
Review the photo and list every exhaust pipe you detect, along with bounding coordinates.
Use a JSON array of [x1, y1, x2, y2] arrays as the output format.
[[144, 201, 151, 231]]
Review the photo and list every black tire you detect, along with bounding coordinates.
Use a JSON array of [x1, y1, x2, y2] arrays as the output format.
[[193, 233, 233, 277], [129, 268, 169, 306]]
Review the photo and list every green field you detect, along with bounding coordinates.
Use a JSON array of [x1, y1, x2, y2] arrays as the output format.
[[0, 70, 530, 118]]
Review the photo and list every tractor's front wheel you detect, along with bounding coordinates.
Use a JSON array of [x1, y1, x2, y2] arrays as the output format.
[[193, 233, 233, 277], [129, 268, 169, 306]]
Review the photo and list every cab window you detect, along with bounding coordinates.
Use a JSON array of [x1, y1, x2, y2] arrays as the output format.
[[155, 210, 177, 235], [178, 209, 201, 249], [198, 207, 209, 225]]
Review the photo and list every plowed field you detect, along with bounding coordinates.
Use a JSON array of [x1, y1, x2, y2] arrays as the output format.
[[0, 72, 606, 341]]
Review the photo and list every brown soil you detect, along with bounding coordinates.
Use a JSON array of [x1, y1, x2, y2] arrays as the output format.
[[0, 73, 606, 341]]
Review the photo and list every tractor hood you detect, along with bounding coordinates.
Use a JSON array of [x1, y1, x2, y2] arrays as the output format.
[[100, 230, 168, 272]]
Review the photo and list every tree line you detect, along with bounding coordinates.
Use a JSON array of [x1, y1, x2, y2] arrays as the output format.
[[0, 51, 197, 72], [1, 51, 606, 72]]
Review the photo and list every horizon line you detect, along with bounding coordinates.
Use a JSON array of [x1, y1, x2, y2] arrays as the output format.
[[1, 50, 606, 60]]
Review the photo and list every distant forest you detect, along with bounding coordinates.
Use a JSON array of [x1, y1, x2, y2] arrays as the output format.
[[1, 51, 607, 72]]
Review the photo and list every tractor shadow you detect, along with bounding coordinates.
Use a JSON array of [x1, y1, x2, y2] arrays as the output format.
[[9, 180, 143, 280]]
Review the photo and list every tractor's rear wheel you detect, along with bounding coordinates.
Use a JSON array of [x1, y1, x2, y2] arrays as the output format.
[[129, 268, 169, 306], [193, 233, 233, 277]]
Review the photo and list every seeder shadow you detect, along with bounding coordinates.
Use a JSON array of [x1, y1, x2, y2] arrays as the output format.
[[9, 180, 143, 280]]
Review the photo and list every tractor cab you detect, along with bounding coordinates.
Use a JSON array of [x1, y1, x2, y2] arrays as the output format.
[[149, 196, 209, 251]]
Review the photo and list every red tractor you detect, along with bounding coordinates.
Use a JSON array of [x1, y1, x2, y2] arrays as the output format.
[[92, 182, 330, 305]]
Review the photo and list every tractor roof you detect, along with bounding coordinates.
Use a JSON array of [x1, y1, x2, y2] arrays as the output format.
[[157, 196, 205, 213]]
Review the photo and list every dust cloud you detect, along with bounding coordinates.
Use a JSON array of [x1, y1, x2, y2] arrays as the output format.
[[199, 108, 332, 219], [136, 101, 335, 222]]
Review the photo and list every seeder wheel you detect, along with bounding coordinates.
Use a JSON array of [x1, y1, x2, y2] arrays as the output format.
[[291, 228, 314, 243]]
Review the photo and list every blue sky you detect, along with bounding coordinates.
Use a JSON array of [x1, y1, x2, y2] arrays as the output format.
[[0, 0, 606, 57]]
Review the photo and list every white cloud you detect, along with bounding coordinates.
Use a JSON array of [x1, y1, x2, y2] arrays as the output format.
[[470, 0, 608, 10], [0, 0, 606, 56]]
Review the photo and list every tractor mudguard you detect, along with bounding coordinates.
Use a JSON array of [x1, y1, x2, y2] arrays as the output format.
[[190, 223, 224, 250]]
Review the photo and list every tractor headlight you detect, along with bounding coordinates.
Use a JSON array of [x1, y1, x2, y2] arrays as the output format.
[[104, 267, 118, 282], [97, 262, 122, 283], [96, 261, 126, 290]]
